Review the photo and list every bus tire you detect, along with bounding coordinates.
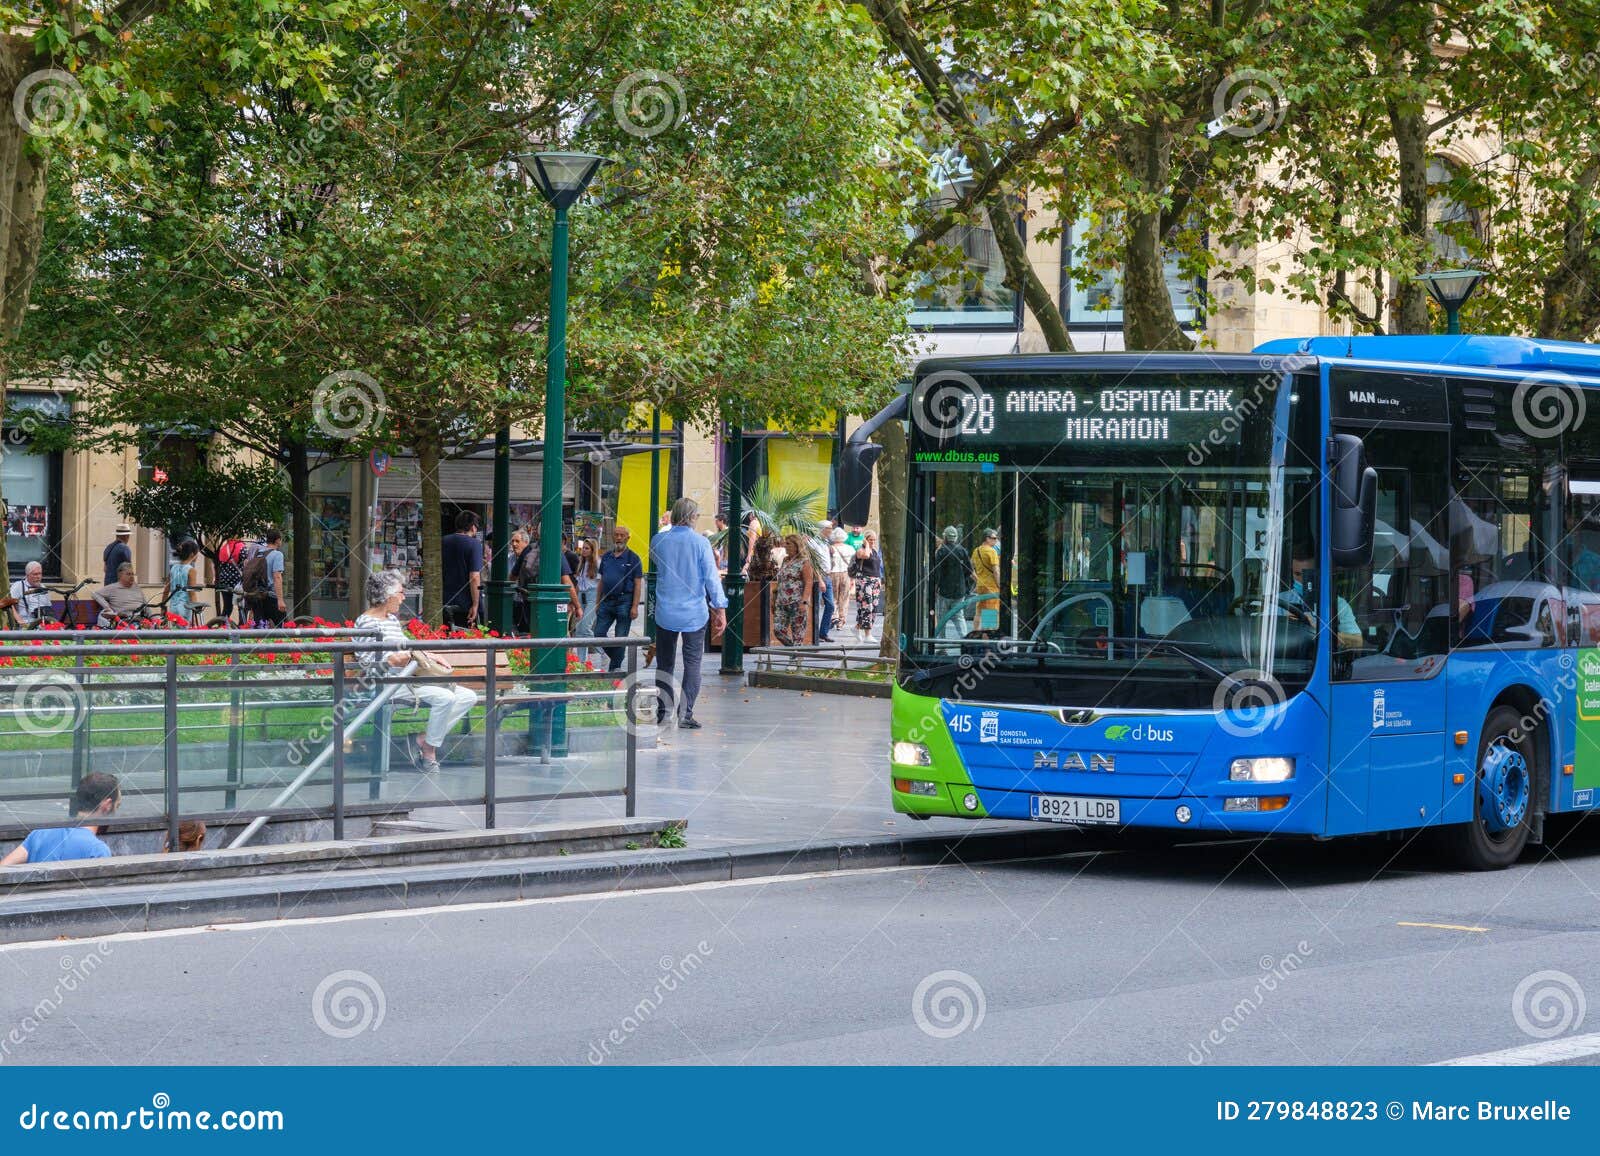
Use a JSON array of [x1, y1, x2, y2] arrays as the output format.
[[1441, 705, 1535, 871]]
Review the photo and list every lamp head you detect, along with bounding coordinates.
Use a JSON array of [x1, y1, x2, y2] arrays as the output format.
[[1416, 268, 1485, 311], [515, 151, 609, 210]]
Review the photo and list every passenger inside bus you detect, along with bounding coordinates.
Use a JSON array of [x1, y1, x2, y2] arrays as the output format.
[[1281, 545, 1361, 652]]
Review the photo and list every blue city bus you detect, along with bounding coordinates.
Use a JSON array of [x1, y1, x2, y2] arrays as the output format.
[[838, 335, 1600, 869]]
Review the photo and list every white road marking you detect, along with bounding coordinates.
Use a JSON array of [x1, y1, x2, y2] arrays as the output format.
[[1435, 1032, 1600, 1066], [0, 848, 1114, 952]]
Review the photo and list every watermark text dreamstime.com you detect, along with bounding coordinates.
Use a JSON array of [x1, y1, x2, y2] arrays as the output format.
[[587, 942, 713, 1064], [1187, 941, 1313, 1064]]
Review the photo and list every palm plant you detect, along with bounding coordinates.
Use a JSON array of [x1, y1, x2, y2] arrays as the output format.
[[714, 480, 828, 578]]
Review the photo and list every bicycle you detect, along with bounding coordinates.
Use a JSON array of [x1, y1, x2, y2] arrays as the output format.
[[95, 589, 205, 630], [2, 578, 95, 629]]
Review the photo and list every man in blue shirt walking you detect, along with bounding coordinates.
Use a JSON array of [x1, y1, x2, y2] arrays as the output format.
[[648, 498, 727, 729], [2, 772, 121, 865]]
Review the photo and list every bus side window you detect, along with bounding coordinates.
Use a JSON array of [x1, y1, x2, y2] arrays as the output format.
[[1564, 475, 1600, 645], [1334, 427, 1450, 681]]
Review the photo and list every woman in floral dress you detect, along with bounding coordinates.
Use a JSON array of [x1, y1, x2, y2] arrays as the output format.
[[771, 532, 814, 646], [848, 532, 884, 642]]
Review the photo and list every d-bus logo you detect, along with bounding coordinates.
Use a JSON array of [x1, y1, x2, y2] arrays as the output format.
[[1103, 723, 1174, 743], [1512, 373, 1586, 440], [911, 370, 987, 440]]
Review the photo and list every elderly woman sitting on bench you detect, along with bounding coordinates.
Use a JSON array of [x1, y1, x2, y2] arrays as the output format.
[[354, 569, 475, 773]]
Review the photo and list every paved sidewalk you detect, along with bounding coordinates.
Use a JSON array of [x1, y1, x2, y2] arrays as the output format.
[[420, 653, 1025, 848]]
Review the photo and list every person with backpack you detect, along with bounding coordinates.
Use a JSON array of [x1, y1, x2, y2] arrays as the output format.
[[214, 537, 246, 621], [241, 528, 287, 625]]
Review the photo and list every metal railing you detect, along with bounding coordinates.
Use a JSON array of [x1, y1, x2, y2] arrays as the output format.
[[0, 629, 652, 852], [748, 641, 892, 676]]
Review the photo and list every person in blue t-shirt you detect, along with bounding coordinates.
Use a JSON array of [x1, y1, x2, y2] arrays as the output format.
[[2, 773, 121, 866], [594, 524, 645, 671]]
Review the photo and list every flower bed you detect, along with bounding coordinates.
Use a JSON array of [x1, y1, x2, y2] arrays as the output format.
[[0, 616, 503, 671]]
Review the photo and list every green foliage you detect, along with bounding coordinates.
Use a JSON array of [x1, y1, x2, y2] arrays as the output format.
[[656, 823, 687, 849], [113, 459, 290, 556]]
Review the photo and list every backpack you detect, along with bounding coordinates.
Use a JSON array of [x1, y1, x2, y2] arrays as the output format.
[[241, 551, 271, 595], [216, 539, 244, 566]]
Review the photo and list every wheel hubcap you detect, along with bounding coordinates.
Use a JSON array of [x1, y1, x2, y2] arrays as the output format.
[[1479, 742, 1529, 835]]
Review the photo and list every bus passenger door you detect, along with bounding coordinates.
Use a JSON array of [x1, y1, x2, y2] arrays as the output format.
[[1326, 424, 1452, 835]]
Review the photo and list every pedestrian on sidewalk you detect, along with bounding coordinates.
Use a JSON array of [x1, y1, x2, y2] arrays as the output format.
[[163, 538, 201, 624], [214, 536, 245, 622], [241, 528, 287, 626], [772, 532, 814, 646], [572, 537, 599, 638], [848, 532, 883, 642], [355, 569, 475, 773], [440, 511, 483, 630], [594, 525, 644, 672], [647, 498, 727, 730], [103, 523, 134, 587], [811, 520, 835, 642], [2, 773, 121, 865], [507, 528, 534, 634], [827, 527, 852, 634]]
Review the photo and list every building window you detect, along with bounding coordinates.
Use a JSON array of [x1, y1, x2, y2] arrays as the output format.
[[1426, 157, 1482, 265], [3, 393, 67, 579], [1062, 216, 1200, 327], [908, 160, 1020, 329]]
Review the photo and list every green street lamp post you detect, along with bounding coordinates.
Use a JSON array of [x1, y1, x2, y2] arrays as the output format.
[[488, 423, 511, 632], [719, 413, 746, 676], [1416, 268, 1485, 335], [644, 407, 662, 639], [515, 151, 609, 686]]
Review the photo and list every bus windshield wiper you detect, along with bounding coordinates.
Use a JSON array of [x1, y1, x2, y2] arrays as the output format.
[[1098, 636, 1259, 693]]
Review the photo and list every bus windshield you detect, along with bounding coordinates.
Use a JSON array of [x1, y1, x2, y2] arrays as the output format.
[[903, 369, 1321, 709]]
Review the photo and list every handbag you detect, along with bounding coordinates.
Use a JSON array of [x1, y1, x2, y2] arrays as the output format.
[[410, 650, 453, 678]]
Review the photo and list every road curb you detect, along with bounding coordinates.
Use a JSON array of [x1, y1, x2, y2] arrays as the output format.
[[0, 824, 1075, 945]]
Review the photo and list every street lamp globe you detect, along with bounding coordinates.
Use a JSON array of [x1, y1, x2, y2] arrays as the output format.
[[515, 151, 608, 210], [1415, 268, 1486, 334]]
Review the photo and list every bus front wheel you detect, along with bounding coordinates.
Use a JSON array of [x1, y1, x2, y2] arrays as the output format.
[[1440, 705, 1535, 870]]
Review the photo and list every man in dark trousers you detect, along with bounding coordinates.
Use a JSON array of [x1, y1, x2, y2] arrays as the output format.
[[593, 524, 644, 671], [441, 510, 483, 629], [648, 498, 727, 729], [103, 523, 133, 586]]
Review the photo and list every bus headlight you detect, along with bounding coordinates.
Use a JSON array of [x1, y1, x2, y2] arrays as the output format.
[[892, 741, 932, 767], [1229, 757, 1295, 783]]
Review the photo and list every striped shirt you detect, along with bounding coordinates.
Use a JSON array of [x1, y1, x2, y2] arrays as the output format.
[[354, 613, 410, 678]]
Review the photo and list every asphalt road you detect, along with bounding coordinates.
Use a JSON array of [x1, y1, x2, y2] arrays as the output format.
[[7, 820, 1600, 1066]]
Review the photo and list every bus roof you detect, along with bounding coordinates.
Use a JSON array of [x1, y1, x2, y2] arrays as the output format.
[[1253, 334, 1600, 377], [914, 336, 1600, 382]]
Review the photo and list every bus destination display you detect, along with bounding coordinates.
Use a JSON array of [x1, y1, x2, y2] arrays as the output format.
[[916, 377, 1248, 447]]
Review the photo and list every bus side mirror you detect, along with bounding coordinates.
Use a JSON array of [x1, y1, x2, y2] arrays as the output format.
[[1330, 433, 1377, 568], [837, 440, 883, 529]]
